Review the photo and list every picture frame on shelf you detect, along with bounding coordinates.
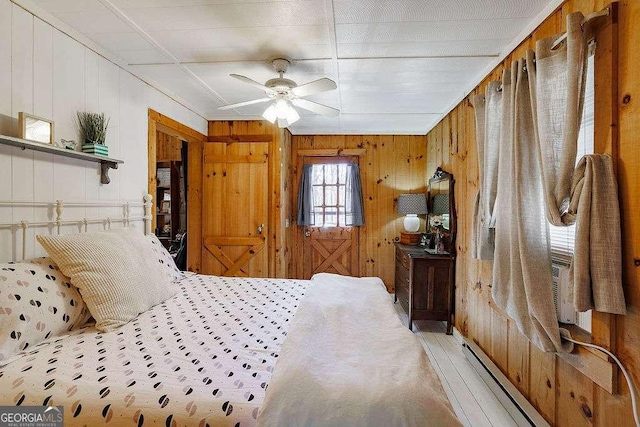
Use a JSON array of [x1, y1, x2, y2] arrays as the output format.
[[161, 200, 171, 213], [18, 112, 54, 144]]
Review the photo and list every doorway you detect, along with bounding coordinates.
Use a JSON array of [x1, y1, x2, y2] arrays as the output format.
[[147, 109, 207, 272], [294, 156, 361, 279]]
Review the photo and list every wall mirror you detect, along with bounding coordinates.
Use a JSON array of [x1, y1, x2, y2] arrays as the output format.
[[427, 167, 456, 254]]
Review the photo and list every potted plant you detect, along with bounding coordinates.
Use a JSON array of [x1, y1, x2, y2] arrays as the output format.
[[77, 112, 110, 156]]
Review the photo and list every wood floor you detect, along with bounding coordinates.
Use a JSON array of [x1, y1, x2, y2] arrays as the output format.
[[392, 302, 517, 427]]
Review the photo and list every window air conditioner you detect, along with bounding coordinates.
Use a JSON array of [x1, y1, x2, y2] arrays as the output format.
[[552, 263, 577, 324]]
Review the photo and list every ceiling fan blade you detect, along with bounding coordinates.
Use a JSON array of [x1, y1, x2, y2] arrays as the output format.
[[230, 74, 274, 93], [291, 98, 340, 117], [291, 78, 337, 97], [217, 98, 272, 110]]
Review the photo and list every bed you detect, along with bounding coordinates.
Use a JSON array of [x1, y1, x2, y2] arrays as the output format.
[[0, 197, 460, 426]]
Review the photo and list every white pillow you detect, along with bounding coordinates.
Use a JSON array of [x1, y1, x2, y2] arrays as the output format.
[[37, 228, 177, 332], [0, 257, 91, 363]]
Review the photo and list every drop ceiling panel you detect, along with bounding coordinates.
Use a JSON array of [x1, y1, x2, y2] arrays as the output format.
[[121, 1, 327, 32], [336, 19, 531, 44], [110, 0, 296, 8], [129, 64, 223, 112], [340, 93, 457, 114], [43, 10, 133, 34], [333, 0, 552, 23], [32, 0, 106, 13], [337, 40, 506, 59], [147, 26, 331, 64]]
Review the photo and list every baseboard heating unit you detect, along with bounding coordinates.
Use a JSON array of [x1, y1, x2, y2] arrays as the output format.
[[460, 335, 550, 427]]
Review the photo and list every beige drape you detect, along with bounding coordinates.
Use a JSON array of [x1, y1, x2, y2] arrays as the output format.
[[534, 12, 626, 315], [491, 59, 569, 353], [472, 82, 502, 260], [567, 154, 626, 314]]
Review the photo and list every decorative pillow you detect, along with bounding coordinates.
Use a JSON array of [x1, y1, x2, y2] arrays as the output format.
[[0, 257, 91, 363], [37, 228, 177, 332], [146, 233, 185, 281]]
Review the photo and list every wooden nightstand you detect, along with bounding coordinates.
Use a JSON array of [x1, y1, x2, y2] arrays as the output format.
[[394, 242, 455, 334]]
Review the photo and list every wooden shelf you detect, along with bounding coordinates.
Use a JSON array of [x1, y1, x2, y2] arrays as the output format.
[[0, 134, 124, 184]]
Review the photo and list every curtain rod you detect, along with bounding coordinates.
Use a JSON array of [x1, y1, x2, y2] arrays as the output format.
[[550, 7, 610, 50]]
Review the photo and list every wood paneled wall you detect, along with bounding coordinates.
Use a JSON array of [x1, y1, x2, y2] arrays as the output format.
[[425, 1, 639, 425], [290, 135, 427, 290]]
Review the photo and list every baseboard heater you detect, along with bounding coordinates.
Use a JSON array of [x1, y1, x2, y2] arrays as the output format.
[[460, 336, 550, 427]]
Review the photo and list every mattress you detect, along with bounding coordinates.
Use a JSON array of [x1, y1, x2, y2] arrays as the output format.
[[0, 274, 309, 426]]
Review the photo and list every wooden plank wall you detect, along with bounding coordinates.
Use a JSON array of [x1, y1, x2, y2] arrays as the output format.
[[290, 135, 427, 290], [425, 1, 639, 425]]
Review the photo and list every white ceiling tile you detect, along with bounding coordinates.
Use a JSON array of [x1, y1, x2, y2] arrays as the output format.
[[115, 50, 173, 66], [146, 26, 331, 63], [340, 92, 458, 114], [122, 2, 327, 32], [84, 32, 157, 53], [336, 19, 530, 44], [111, 0, 293, 8], [32, 0, 106, 13], [47, 10, 133, 34], [129, 64, 223, 111], [337, 40, 506, 58], [333, 0, 553, 24]]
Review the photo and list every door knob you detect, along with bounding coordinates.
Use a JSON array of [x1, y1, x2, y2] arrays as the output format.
[[257, 224, 264, 234], [304, 230, 311, 237]]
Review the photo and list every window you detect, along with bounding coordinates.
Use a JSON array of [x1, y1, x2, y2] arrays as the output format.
[[548, 53, 595, 332], [310, 164, 349, 227]]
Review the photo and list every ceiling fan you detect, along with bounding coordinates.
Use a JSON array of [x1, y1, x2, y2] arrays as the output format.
[[217, 58, 340, 128]]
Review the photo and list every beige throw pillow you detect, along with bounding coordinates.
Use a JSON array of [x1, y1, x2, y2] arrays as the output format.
[[37, 228, 177, 332]]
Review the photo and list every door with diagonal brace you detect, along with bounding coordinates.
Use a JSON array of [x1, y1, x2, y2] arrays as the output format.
[[201, 140, 268, 277], [296, 156, 360, 279]]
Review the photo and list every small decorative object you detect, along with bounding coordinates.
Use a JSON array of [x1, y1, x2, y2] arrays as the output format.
[[18, 112, 54, 144], [162, 224, 171, 234], [60, 139, 77, 150], [77, 112, 110, 156], [161, 201, 171, 213]]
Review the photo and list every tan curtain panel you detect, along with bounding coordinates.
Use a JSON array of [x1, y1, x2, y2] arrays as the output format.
[[472, 83, 502, 260], [534, 12, 625, 315], [567, 154, 626, 314], [491, 59, 569, 353]]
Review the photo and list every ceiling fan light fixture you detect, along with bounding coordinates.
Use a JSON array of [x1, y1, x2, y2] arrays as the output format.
[[285, 106, 300, 125], [262, 104, 277, 123]]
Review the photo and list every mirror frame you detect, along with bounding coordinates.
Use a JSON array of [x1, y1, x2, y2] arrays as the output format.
[[428, 167, 456, 255]]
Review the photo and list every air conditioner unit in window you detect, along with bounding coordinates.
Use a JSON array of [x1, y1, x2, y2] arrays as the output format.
[[552, 263, 577, 324]]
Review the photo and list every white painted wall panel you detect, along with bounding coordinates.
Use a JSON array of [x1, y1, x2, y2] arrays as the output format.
[[0, 2, 206, 261], [34, 18, 54, 120], [0, 0, 13, 136]]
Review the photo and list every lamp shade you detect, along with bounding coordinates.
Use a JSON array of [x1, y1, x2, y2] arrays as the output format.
[[397, 194, 428, 215]]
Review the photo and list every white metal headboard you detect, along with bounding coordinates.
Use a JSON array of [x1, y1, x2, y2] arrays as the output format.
[[0, 194, 153, 261]]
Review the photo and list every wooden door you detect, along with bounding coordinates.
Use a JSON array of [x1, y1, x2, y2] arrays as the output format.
[[296, 156, 360, 279], [201, 141, 268, 277]]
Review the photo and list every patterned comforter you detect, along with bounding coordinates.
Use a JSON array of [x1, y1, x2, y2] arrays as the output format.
[[0, 274, 309, 426]]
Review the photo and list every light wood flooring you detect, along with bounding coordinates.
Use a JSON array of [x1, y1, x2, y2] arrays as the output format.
[[392, 301, 517, 427]]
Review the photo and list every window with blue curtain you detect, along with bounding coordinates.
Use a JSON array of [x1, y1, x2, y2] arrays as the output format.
[[297, 163, 364, 227]]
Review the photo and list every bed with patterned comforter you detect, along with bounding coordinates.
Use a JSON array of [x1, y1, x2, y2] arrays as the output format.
[[0, 274, 309, 426]]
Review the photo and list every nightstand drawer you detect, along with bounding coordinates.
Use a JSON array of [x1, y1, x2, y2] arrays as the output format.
[[395, 262, 410, 289], [395, 248, 410, 269]]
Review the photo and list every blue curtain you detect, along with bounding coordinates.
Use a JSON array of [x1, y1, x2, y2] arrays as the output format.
[[297, 164, 315, 226], [296, 163, 365, 227], [345, 164, 364, 226]]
